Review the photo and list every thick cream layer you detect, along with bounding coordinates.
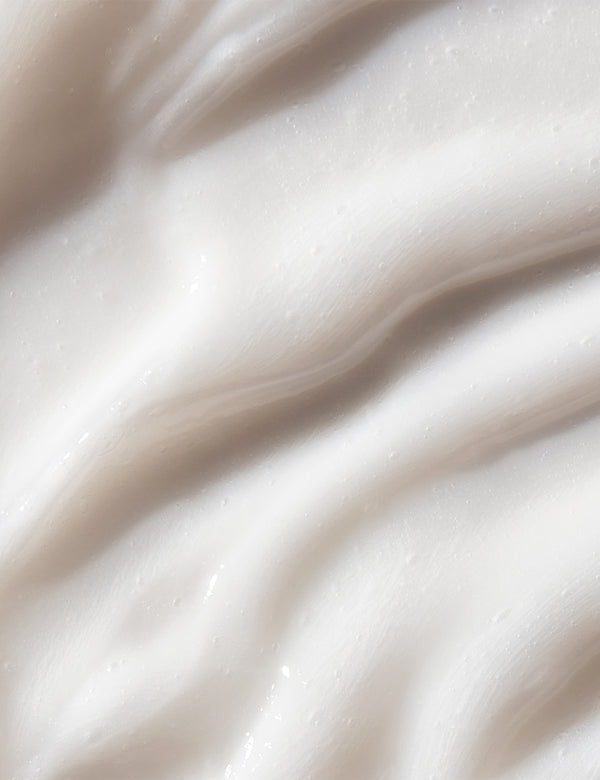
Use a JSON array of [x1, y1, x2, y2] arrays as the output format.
[[2, 1, 600, 779]]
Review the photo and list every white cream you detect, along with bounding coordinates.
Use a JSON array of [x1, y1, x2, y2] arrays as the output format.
[[2, 1, 600, 778]]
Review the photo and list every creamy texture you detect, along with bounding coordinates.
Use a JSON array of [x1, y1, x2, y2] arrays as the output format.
[[2, 1, 600, 778]]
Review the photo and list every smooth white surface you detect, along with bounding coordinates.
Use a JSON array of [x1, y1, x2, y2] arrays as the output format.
[[2, 1, 600, 778]]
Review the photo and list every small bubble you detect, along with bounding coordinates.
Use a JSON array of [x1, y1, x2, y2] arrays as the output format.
[[492, 609, 510, 624], [243, 734, 254, 761]]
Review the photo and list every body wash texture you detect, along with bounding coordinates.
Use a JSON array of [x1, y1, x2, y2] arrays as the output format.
[[1, 2, 600, 778]]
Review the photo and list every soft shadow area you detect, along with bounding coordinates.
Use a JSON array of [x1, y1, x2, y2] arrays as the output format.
[[0, 2, 153, 258], [162, 0, 444, 156], [473, 632, 600, 780]]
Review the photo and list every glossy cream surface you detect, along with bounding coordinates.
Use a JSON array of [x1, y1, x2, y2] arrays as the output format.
[[2, 1, 600, 778]]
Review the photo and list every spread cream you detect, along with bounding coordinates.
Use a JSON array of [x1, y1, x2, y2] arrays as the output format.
[[2, 1, 600, 778]]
